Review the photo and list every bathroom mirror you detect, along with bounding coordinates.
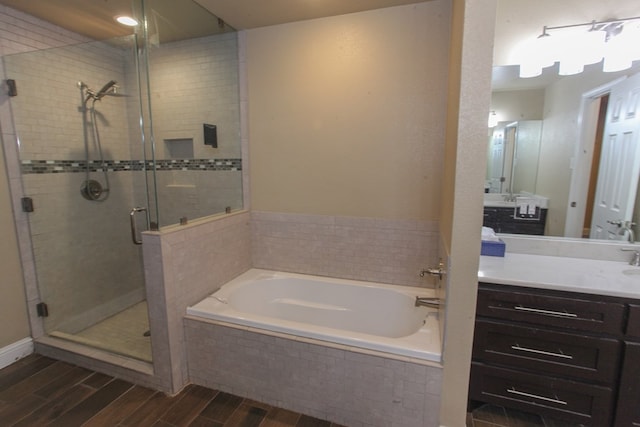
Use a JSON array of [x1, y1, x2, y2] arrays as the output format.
[[488, 58, 640, 241], [486, 120, 542, 195]]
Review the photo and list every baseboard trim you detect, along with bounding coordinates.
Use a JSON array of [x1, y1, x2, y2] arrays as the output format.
[[0, 337, 34, 369]]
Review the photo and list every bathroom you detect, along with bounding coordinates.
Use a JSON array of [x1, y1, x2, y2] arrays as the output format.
[[1, 0, 638, 426]]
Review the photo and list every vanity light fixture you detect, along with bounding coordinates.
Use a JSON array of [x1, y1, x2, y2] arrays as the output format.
[[517, 16, 640, 78], [115, 15, 139, 27]]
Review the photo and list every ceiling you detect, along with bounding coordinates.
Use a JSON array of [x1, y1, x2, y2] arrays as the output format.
[[0, 0, 424, 41], [1, 0, 637, 91]]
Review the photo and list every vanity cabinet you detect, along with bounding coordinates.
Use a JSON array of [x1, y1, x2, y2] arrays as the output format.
[[482, 207, 547, 235], [470, 283, 640, 426], [614, 304, 640, 426]]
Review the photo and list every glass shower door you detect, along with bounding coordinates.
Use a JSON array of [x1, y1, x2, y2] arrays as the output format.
[[3, 35, 154, 362]]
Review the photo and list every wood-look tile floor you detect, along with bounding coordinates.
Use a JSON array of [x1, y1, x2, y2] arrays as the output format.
[[0, 354, 344, 427]]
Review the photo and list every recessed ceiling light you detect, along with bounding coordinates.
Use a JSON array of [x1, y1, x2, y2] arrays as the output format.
[[115, 16, 138, 27]]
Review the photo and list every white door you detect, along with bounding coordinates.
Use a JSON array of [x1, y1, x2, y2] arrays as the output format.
[[590, 73, 640, 240]]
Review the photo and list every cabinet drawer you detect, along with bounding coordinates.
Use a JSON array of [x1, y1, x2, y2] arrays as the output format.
[[473, 320, 621, 383], [477, 284, 625, 335], [470, 363, 614, 426], [626, 305, 640, 339]]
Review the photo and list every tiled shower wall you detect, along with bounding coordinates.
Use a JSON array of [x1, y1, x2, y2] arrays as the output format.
[[1, 3, 244, 339], [4, 38, 147, 334], [141, 32, 243, 227], [0, 4, 96, 339]]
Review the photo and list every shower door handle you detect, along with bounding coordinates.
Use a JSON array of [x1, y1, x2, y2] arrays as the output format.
[[130, 207, 147, 245]]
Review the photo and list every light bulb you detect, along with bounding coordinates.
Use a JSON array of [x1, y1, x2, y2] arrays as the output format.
[[488, 111, 498, 128], [115, 16, 139, 27], [603, 30, 633, 72]]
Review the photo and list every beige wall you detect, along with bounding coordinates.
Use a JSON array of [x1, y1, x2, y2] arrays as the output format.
[[491, 89, 544, 122], [439, 0, 496, 425], [246, 2, 451, 221], [0, 139, 30, 347]]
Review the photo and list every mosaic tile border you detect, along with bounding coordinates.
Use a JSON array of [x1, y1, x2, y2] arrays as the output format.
[[20, 158, 242, 174]]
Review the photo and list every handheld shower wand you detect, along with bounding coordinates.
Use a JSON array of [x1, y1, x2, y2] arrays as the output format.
[[79, 80, 118, 102], [96, 80, 117, 99]]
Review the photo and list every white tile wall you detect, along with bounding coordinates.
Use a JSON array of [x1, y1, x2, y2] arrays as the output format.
[[185, 318, 442, 427], [4, 39, 134, 161], [251, 211, 440, 287], [142, 211, 252, 393], [2, 35, 146, 332], [155, 169, 243, 226], [0, 6, 141, 341], [147, 33, 241, 160]]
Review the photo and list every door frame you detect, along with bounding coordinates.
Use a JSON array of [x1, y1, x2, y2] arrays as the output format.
[[564, 77, 627, 237]]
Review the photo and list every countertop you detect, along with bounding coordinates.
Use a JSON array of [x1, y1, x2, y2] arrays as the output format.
[[478, 253, 640, 300]]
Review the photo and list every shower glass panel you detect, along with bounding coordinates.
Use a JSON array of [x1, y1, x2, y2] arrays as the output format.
[[2, 0, 240, 364], [3, 36, 154, 362], [135, 0, 242, 228]]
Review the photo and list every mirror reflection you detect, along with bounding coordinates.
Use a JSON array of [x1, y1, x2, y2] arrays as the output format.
[[487, 61, 640, 241]]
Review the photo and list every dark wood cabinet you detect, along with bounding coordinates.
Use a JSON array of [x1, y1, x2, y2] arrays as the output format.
[[614, 305, 640, 426], [482, 207, 547, 235], [476, 284, 626, 335], [471, 363, 615, 426], [614, 342, 640, 426], [471, 283, 640, 426], [626, 305, 640, 338], [473, 319, 621, 383]]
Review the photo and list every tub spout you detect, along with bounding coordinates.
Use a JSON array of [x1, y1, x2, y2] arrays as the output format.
[[415, 296, 441, 308]]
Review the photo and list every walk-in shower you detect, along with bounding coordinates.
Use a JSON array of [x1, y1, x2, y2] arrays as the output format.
[[78, 80, 119, 202], [0, 0, 242, 368]]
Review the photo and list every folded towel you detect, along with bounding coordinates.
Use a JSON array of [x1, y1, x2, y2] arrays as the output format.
[[481, 226, 500, 242]]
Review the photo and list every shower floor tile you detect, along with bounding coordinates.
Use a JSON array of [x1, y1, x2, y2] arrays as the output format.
[[50, 301, 152, 362]]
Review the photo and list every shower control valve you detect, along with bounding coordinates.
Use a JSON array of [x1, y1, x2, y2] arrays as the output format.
[[420, 261, 446, 280]]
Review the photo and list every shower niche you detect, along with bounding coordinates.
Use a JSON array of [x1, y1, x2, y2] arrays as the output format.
[[165, 138, 194, 159]]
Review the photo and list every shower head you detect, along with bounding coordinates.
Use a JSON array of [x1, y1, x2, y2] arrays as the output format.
[[95, 80, 117, 100]]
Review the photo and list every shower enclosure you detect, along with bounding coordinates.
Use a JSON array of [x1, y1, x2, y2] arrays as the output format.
[[1, 0, 241, 363]]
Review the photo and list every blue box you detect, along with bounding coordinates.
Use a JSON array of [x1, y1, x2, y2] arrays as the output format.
[[481, 239, 505, 257]]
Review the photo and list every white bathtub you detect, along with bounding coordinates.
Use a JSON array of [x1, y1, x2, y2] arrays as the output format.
[[187, 269, 441, 362]]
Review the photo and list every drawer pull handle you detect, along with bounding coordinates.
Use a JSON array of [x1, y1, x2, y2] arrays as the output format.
[[514, 305, 578, 318], [511, 344, 573, 359], [507, 388, 567, 405]]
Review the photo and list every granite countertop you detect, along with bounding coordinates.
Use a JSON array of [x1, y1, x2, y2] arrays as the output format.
[[478, 252, 640, 299]]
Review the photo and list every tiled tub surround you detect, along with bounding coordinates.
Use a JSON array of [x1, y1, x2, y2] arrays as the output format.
[[187, 269, 442, 361], [185, 269, 442, 426], [251, 211, 440, 287], [142, 211, 252, 393], [185, 319, 442, 427]]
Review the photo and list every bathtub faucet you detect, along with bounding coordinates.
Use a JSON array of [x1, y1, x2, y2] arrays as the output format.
[[415, 296, 441, 308]]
